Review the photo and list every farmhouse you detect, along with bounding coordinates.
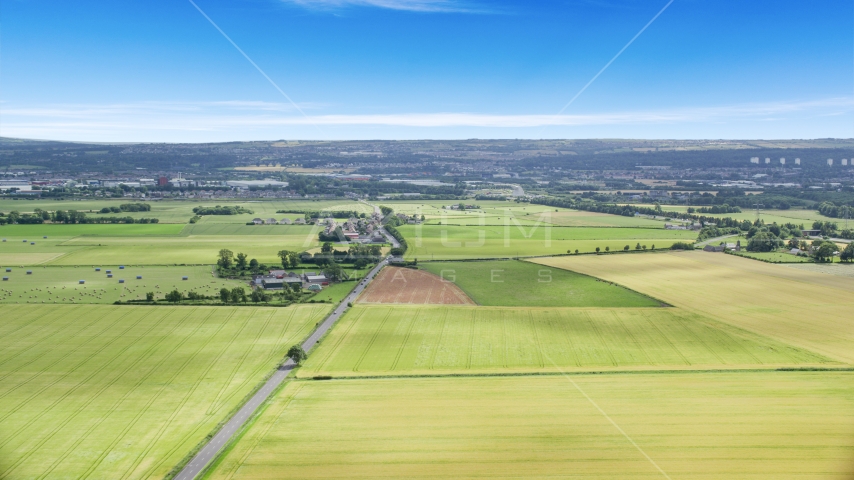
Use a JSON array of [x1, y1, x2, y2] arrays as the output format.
[[265, 218, 277, 225], [703, 244, 726, 253], [252, 218, 264, 225], [279, 218, 292, 225]]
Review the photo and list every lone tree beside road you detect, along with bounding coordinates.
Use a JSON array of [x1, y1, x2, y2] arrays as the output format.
[[287, 345, 307, 365]]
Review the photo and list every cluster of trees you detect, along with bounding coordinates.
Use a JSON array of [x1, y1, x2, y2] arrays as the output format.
[[217, 249, 267, 275], [192, 205, 253, 215], [98, 203, 151, 213], [318, 226, 346, 242], [564, 242, 657, 255], [279, 210, 363, 219], [299, 243, 382, 269], [691, 205, 741, 214], [818, 202, 854, 218], [384, 224, 407, 254], [531, 197, 747, 230], [743, 222, 805, 252], [0, 209, 158, 224]]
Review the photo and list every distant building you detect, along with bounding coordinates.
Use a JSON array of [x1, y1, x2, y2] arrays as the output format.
[[252, 218, 264, 225], [703, 245, 725, 253], [279, 218, 292, 225], [265, 218, 277, 225]]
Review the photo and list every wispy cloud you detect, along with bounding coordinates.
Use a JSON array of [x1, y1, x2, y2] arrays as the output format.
[[2, 97, 851, 141], [281, 0, 483, 13]]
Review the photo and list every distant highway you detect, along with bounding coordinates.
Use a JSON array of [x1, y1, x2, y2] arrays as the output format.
[[174, 258, 389, 480]]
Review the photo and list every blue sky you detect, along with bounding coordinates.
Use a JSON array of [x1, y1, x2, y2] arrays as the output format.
[[1, 0, 853, 141]]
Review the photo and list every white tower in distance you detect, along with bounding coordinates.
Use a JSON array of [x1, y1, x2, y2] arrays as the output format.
[[750, 157, 760, 164], [843, 159, 849, 166], [795, 158, 801, 165], [828, 159, 834, 166], [780, 157, 786, 165], [765, 158, 771, 164]]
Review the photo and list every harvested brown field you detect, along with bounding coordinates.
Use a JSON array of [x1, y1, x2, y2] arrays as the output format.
[[357, 267, 475, 305]]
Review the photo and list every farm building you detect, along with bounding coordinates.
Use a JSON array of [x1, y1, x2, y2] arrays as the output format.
[[703, 245, 726, 253], [252, 218, 264, 225], [303, 273, 329, 285], [293, 218, 306, 225], [260, 277, 284, 290], [279, 218, 292, 225], [307, 284, 322, 292], [265, 218, 277, 225]]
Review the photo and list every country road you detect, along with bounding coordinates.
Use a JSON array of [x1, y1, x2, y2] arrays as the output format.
[[174, 258, 389, 480]]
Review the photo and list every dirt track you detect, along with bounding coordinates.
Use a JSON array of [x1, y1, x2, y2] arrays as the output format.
[[357, 267, 475, 305]]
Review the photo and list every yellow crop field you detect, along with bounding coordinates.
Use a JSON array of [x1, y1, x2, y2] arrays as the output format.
[[205, 372, 854, 480], [532, 252, 854, 363]]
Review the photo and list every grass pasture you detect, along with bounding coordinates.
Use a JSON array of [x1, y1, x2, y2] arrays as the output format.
[[45, 234, 320, 266], [533, 252, 854, 363], [0, 199, 371, 224], [419, 260, 661, 307], [0, 304, 329, 480], [206, 372, 854, 480], [398, 224, 696, 260], [298, 305, 830, 377], [382, 200, 667, 227], [732, 250, 816, 263], [0, 265, 246, 304]]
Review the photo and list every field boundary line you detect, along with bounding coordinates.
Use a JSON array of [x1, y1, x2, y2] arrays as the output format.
[[542, 351, 673, 480], [296, 365, 854, 381]]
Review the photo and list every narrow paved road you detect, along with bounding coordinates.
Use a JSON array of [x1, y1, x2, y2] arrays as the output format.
[[174, 258, 389, 480]]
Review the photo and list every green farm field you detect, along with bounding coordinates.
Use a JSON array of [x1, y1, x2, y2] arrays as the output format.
[[419, 260, 661, 307], [298, 305, 830, 377], [0, 199, 371, 224], [383, 200, 666, 227], [0, 265, 246, 304], [0, 303, 329, 480], [731, 250, 818, 263], [206, 372, 854, 480], [632, 204, 834, 227], [0, 223, 320, 265], [398, 224, 697, 260]]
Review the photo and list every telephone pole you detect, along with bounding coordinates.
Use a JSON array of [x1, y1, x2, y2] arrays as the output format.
[[752, 203, 764, 223]]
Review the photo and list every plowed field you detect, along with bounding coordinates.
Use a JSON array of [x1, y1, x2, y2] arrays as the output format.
[[357, 267, 474, 305]]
